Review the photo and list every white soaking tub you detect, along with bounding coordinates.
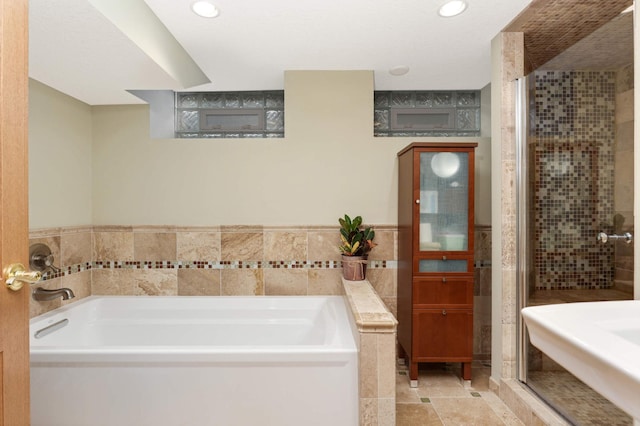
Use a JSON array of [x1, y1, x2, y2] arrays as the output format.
[[30, 296, 358, 426]]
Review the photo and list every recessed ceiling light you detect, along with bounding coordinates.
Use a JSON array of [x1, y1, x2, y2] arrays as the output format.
[[192, 1, 220, 18], [438, 0, 467, 18], [389, 65, 410, 76]]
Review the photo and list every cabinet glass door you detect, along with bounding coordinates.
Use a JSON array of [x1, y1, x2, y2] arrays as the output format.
[[418, 151, 469, 252]]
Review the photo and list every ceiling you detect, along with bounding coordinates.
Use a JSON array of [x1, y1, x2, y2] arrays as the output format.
[[29, 0, 534, 106]]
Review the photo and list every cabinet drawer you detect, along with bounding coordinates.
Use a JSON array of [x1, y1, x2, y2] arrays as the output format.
[[417, 256, 473, 273], [413, 277, 473, 307], [412, 309, 473, 360]]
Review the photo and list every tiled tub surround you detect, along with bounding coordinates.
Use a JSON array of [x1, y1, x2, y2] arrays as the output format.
[[343, 278, 398, 425], [28, 226, 93, 318], [28, 225, 398, 317], [28, 226, 399, 425], [28, 225, 493, 362]]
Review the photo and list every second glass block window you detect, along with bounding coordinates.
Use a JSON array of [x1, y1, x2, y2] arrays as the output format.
[[374, 91, 480, 137]]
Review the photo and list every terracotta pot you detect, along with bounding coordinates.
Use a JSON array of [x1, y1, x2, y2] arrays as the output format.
[[341, 255, 368, 281]]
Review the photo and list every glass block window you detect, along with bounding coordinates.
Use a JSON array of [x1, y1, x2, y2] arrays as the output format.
[[175, 91, 284, 138], [374, 91, 480, 137]]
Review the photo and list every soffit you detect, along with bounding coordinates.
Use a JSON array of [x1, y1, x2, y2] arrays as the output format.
[[504, 0, 633, 72]]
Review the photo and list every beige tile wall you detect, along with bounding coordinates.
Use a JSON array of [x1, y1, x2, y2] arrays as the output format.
[[474, 225, 493, 361], [29, 227, 92, 318], [28, 224, 493, 361]]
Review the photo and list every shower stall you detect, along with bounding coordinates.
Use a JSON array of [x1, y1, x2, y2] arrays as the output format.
[[516, 11, 635, 426]]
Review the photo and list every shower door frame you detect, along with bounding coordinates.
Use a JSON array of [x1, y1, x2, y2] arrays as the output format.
[[635, 4, 640, 301], [515, 57, 639, 391], [515, 76, 529, 381]]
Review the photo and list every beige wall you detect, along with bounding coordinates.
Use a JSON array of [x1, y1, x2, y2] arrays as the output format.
[[31, 70, 491, 228], [29, 80, 92, 228]]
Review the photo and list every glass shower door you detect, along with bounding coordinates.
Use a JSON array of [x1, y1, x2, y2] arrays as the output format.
[[517, 62, 635, 425]]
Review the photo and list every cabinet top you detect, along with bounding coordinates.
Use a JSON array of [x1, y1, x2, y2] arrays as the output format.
[[397, 142, 478, 157]]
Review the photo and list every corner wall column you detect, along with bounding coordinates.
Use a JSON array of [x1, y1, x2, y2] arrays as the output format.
[[491, 31, 525, 383]]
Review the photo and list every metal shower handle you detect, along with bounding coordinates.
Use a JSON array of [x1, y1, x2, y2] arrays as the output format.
[[596, 232, 633, 244], [29, 243, 61, 273]]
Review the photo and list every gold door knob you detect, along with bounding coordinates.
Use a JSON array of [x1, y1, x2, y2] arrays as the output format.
[[4, 263, 42, 291]]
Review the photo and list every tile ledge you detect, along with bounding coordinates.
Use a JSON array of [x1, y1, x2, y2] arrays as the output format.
[[342, 277, 397, 333], [498, 378, 570, 426]]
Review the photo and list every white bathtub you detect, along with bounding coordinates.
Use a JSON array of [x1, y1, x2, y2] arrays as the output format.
[[30, 296, 358, 426]]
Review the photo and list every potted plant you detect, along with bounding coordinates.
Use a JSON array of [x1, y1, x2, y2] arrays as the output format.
[[339, 214, 376, 280]]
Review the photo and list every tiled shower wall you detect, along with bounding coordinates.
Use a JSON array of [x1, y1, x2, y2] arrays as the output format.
[[28, 225, 493, 360], [531, 70, 616, 290]]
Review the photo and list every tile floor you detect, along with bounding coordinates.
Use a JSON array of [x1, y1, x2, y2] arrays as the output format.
[[525, 287, 633, 426], [396, 361, 524, 426], [527, 370, 631, 426]]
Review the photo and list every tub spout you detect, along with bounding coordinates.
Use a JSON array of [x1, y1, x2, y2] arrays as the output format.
[[32, 287, 75, 302]]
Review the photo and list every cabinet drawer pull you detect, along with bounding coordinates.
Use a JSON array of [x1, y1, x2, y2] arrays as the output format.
[[442, 255, 447, 261], [442, 277, 447, 283], [442, 309, 447, 316]]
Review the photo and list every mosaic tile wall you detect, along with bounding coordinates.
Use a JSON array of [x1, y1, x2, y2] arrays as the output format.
[[532, 71, 616, 290], [28, 224, 493, 361], [373, 91, 481, 137]]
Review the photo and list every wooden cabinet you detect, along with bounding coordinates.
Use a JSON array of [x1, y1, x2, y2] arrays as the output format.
[[397, 142, 477, 385]]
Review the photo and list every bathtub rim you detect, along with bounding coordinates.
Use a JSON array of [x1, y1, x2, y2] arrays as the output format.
[[30, 295, 358, 364]]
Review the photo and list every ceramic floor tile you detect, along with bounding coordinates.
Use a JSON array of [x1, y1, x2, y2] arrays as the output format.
[[396, 403, 444, 426], [413, 365, 473, 398], [417, 373, 462, 388], [396, 372, 421, 403], [395, 363, 523, 426], [430, 397, 508, 426], [417, 384, 472, 399]]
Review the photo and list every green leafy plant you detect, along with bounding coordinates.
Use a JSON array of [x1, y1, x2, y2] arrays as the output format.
[[338, 214, 376, 256]]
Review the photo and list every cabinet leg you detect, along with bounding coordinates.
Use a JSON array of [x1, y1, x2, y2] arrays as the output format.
[[409, 361, 419, 388], [462, 362, 472, 381]]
